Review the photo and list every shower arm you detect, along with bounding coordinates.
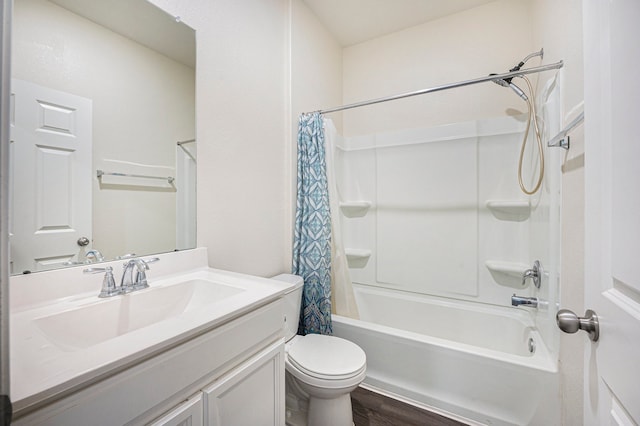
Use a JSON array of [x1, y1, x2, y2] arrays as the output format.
[[309, 60, 563, 115], [521, 48, 544, 67], [504, 48, 545, 83]]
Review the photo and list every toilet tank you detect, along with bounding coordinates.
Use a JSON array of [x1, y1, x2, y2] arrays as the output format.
[[271, 274, 303, 341]]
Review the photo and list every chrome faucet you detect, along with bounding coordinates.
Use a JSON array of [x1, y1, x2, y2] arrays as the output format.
[[85, 249, 105, 263], [120, 257, 160, 293], [522, 260, 543, 288], [511, 294, 538, 308], [83, 266, 119, 298], [83, 257, 159, 297]]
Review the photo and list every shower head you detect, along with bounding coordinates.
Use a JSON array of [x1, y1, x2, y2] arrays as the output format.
[[506, 82, 528, 101], [491, 75, 510, 88], [490, 74, 529, 101], [489, 48, 543, 101]]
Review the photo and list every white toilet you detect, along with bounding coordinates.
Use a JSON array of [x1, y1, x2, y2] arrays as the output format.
[[272, 274, 367, 426]]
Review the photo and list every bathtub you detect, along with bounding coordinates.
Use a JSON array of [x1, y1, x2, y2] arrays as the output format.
[[332, 284, 559, 426]]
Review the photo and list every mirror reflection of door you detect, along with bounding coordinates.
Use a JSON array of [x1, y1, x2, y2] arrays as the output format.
[[11, 0, 196, 272], [10, 79, 92, 274]]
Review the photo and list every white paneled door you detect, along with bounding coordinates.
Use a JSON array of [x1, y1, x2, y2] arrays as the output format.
[[10, 79, 92, 274], [583, 0, 640, 424]]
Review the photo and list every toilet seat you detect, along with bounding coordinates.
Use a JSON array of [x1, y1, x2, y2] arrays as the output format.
[[286, 334, 366, 388]]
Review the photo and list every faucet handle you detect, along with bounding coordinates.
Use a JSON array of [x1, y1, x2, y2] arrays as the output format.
[[522, 260, 543, 288], [83, 266, 120, 298], [131, 257, 160, 291], [83, 267, 110, 274], [116, 253, 137, 260], [85, 249, 104, 263]]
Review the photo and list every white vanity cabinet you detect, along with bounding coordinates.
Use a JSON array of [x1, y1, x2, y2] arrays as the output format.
[[150, 394, 204, 426], [13, 300, 285, 426], [202, 340, 284, 425], [150, 341, 284, 426]]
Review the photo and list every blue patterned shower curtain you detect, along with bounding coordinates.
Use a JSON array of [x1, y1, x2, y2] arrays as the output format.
[[293, 112, 332, 335]]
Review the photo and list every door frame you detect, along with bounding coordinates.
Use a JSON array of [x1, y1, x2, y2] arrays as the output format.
[[0, 0, 13, 423]]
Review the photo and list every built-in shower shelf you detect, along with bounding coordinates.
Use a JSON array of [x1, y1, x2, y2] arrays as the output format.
[[340, 201, 372, 218], [345, 249, 372, 269], [485, 200, 531, 221], [485, 260, 531, 288]]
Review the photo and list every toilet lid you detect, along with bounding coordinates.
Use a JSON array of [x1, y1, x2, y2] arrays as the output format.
[[288, 334, 366, 380]]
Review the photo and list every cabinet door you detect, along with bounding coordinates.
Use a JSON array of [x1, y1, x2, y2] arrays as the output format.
[[203, 340, 285, 426], [149, 393, 204, 426]]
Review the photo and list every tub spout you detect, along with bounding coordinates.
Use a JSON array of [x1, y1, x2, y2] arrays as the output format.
[[511, 294, 538, 308]]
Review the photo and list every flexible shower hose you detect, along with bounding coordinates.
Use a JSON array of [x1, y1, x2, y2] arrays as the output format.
[[517, 76, 544, 195]]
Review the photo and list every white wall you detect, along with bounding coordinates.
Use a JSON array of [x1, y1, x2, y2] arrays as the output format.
[[341, 0, 534, 136], [291, 0, 343, 133], [13, 0, 195, 260], [149, 0, 290, 277]]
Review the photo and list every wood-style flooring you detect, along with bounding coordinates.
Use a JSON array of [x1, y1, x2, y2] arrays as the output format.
[[351, 387, 467, 426]]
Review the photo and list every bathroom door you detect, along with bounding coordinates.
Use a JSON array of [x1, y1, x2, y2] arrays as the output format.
[[10, 79, 92, 273], [583, 1, 640, 424]]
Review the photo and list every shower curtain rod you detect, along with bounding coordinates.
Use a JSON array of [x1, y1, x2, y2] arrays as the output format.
[[177, 139, 197, 163], [309, 60, 564, 115]]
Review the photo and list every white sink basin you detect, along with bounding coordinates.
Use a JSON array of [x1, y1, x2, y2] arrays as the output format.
[[10, 250, 296, 414], [34, 278, 244, 351]]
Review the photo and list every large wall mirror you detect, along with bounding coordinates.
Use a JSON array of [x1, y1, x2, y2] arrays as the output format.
[[10, 0, 196, 274]]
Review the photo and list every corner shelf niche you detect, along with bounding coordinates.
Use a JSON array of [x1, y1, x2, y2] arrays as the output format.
[[339, 201, 372, 218], [345, 248, 371, 269], [485, 200, 531, 222], [485, 260, 531, 289]]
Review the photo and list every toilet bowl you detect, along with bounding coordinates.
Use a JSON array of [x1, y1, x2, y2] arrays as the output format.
[[272, 274, 367, 426]]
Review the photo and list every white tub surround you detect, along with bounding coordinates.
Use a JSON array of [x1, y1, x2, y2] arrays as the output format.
[[333, 284, 560, 426], [336, 111, 563, 361], [10, 248, 293, 424], [337, 116, 540, 306]]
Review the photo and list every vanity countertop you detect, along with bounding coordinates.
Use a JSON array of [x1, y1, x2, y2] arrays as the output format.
[[9, 248, 293, 415]]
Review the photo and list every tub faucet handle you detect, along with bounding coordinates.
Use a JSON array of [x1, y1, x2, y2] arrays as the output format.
[[522, 260, 543, 288]]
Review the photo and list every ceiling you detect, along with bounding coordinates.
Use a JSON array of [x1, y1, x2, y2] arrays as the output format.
[[302, 0, 498, 46], [49, 0, 497, 65], [50, 0, 195, 68]]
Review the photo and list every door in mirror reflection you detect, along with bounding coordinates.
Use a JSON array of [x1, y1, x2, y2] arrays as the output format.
[[11, 0, 196, 274], [10, 79, 93, 274]]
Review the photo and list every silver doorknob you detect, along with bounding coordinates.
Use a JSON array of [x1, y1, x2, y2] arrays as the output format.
[[77, 237, 90, 247], [556, 309, 599, 342]]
